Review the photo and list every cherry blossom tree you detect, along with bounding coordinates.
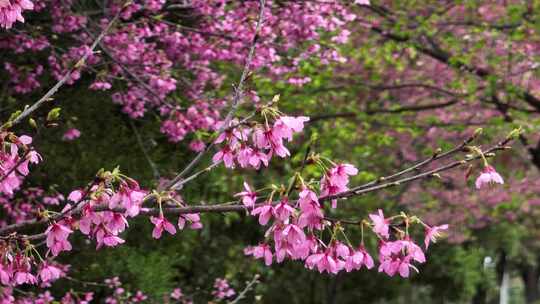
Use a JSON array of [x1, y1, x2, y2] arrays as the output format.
[[0, 0, 532, 303]]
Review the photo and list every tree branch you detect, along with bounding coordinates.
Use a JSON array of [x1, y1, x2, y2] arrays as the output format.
[[0, 135, 512, 238], [9, 8, 123, 126], [165, 0, 267, 190]]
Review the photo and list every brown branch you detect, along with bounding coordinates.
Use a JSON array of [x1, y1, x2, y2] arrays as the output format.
[[351, 131, 479, 191], [335, 137, 511, 200], [295, 82, 468, 97], [165, 0, 267, 190], [129, 120, 160, 180], [308, 99, 459, 123], [366, 99, 459, 114], [369, 19, 540, 113], [3, 135, 512, 239], [9, 7, 123, 126]]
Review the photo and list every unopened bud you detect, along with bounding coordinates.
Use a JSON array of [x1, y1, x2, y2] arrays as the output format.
[[473, 128, 483, 137], [47, 107, 61, 121], [506, 126, 524, 139], [28, 118, 37, 129]]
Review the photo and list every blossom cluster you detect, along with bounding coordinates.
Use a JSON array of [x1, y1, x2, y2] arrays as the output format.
[[0, 252, 66, 287], [0, 133, 41, 197], [0, 168, 205, 288], [0, 187, 64, 227], [211, 278, 236, 300], [2, 0, 356, 150], [242, 162, 449, 277], [0, 274, 240, 303], [0, 0, 33, 29], [213, 114, 309, 169], [46, 176, 203, 252]]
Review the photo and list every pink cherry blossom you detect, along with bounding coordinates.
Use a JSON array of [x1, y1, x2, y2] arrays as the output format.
[[102, 235, 125, 247], [0, 0, 34, 29], [234, 182, 257, 207], [150, 215, 176, 239], [251, 202, 273, 225], [475, 165, 504, 189], [273, 197, 295, 222], [306, 250, 340, 274], [212, 278, 235, 300], [62, 128, 81, 141], [424, 224, 449, 249], [297, 209, 324, 230], [188, 139, 206, 152], [67, 189, 83, 202], [378, 239, 425, 278], [330, 163, 358, 187], [236, 145, 253, 168], [345, 246, 374, 272], [297, 188, 325, 230], [178, 213, 203, 230], [38, 262, 62, 283], [354, 0, 370, 5], [45, 222, 73, 256], [244, 243, 273, 266], [369, 209, 390, 239], [253, 126, 290, 158], [212, 144, 235, 168], [400, 238, 426, 263], [248, 148, 269, 169], [281, 223, 306, 245], [105, 212, 128, 234], [170, 288, 184, 300], [298, 187, 320, 214], [320, 163, 357, 208], [0, 264, 11, 285], [273, 116, 309, 141], [14, 270, 37, 285], [109, 182, 146, 217]]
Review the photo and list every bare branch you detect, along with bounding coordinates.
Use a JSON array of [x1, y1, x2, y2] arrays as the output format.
[[129, 120, 160, 180]]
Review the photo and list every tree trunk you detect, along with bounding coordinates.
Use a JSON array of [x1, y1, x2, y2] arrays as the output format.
[[521, 265, 540, 304], [326, 274, 340, 304], [472, 285, 487, 304], [497, 251, 508, 304], [499, 268, 509, 304]]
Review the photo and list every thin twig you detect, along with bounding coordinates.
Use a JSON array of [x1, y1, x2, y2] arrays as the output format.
[[228, 274, 260, 304], [351, 131, 479, 191], [10, 8, 123, 126], [166, 0, 266, 190], [130, 120, 160, 179]]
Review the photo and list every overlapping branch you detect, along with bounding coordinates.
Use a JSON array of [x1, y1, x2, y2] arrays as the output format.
[[9, 8, 123, 127], [165, 0, 267, 191], [0, 133, 513, 239]]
